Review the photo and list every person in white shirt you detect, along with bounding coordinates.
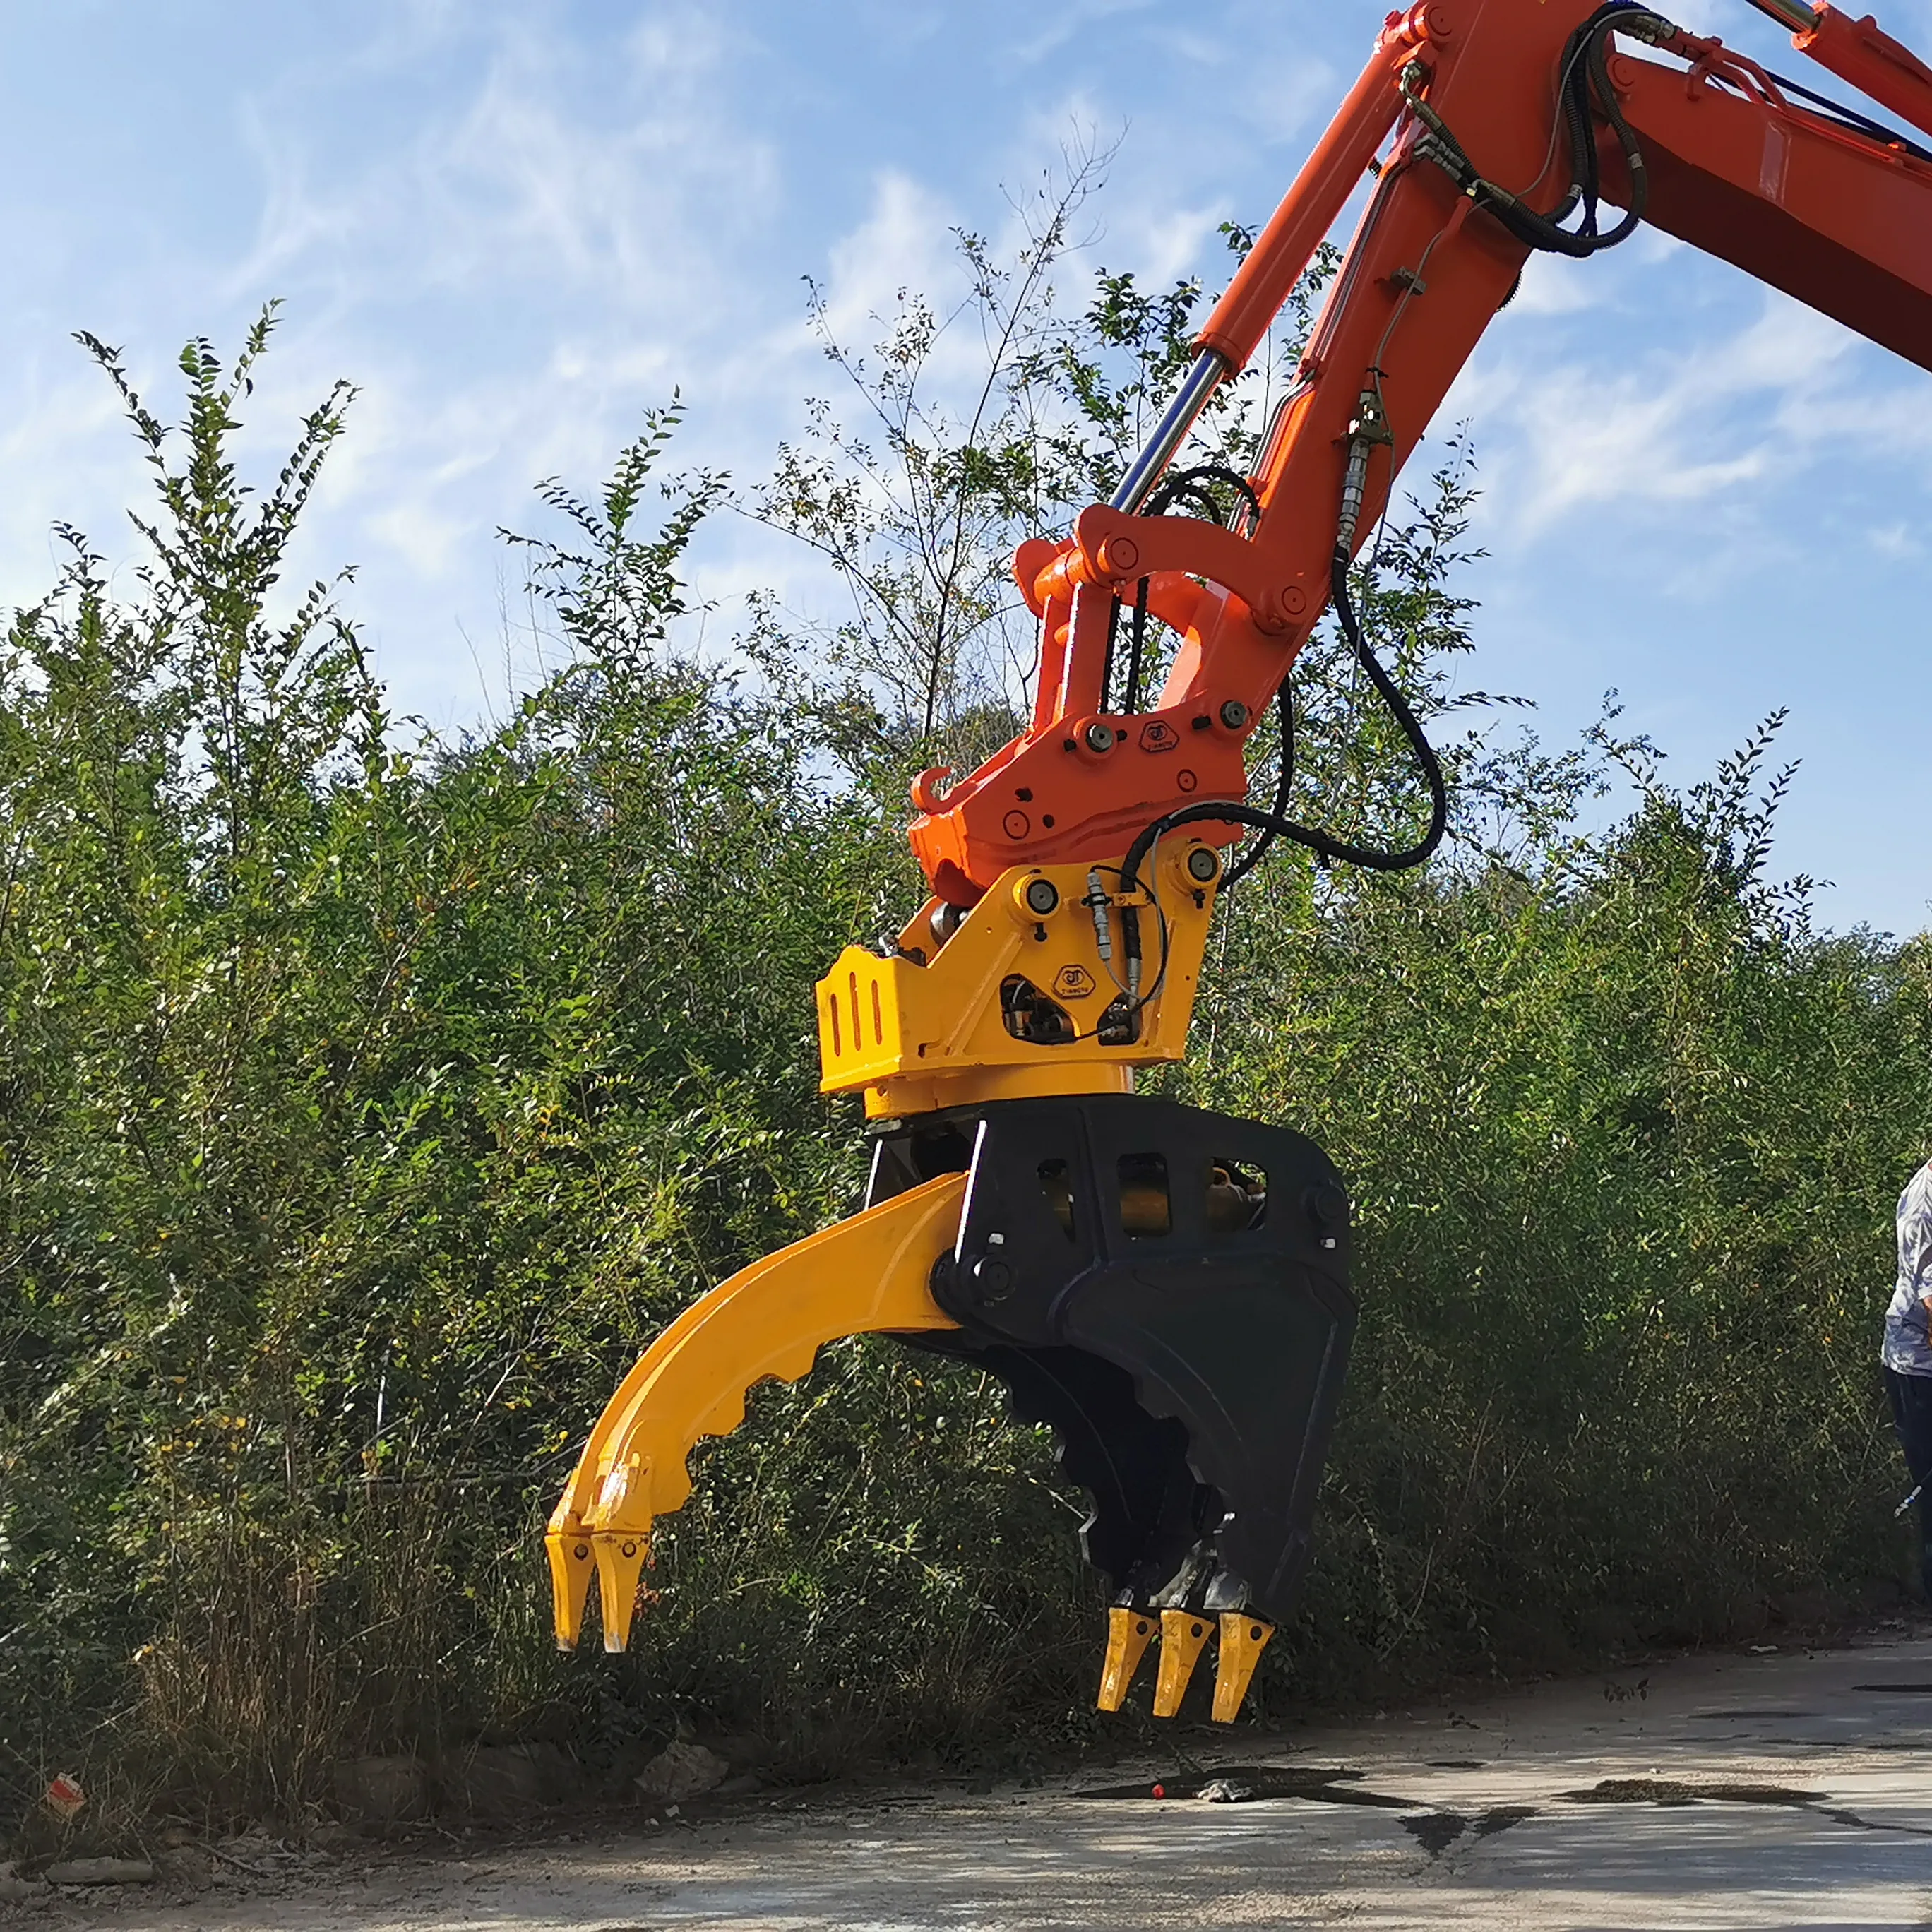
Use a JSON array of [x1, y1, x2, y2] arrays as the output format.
[[1881, 1157, 1932, 1598]]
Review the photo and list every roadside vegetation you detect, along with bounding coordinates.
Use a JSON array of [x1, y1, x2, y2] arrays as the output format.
[[3, 180, 1926, 1837]]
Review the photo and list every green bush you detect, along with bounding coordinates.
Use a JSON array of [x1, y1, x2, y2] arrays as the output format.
[[1, 273, 1924, 1837]]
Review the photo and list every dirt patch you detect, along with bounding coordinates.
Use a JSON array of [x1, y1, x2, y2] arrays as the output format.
[[1399, 1812, 1469, 1855], [1400, 1803, 1539, 1857], [1561, 1778, 1823, 1806]]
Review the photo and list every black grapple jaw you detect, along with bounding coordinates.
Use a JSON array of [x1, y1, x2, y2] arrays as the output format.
[[867, 1094, 1356, 1719]]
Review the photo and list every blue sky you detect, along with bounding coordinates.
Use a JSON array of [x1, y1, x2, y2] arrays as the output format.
[[2, 0, 1928, 934]]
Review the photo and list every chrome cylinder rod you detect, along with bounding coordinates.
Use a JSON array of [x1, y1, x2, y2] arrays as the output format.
[[1741, 0, 1819, 35], [1109, 348, 1232, 513]]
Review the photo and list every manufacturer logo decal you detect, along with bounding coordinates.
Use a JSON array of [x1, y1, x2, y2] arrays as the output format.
[[1052, 965, 1097, 1000]]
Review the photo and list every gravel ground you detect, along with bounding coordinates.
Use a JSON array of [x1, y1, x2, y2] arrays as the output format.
[[11, 1626, 1932, 1931]]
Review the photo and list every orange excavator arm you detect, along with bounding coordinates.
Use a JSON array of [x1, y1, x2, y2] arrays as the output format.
[[551, 0, 1932, 1724], [909, 0, 1932, 904]]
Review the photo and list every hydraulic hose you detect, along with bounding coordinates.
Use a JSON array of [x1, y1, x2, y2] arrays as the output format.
[[1120, 555, 1448, 898], [1407, 2, 1666, 260], [1164, 5, 1665, 895]]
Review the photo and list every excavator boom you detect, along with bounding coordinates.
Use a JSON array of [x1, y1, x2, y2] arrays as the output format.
[[552, 0, 1932, 1722]]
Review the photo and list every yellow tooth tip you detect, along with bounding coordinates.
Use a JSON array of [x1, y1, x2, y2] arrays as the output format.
[[1152, 1609, 1215, 1719], [1097, 1609, 1156, 1712], [545, 1527, 597, 1650], [1210, 1613, 1275, 1724], [590, 1531, 652, 1652]]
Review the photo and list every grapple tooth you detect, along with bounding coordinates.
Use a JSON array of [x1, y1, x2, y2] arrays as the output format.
[[593, 1532, 652, 1652], [1152, 1609, 1215, 1717], [1097, 1608, 1156, 1711], [544, 1527, 597, 1651], [906, 1336, 1210, 1602], [1210, 1612, 1275, 1723]]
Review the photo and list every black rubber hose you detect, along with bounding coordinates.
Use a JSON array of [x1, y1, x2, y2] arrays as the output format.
[[1121, 556, 1448, 895], [1485, 11, 1650, 256], [1120, 464, 1267, 715], [1220, 680, 1295, 889], [1423, 4, 1654, 260], [1125, 578, 1150, 719], [1145, 465, 1263, 528], [1100, 588, 1121, 712]]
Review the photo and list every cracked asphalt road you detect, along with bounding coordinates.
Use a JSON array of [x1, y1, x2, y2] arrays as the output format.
[[18, 1627, 1932, 1930]]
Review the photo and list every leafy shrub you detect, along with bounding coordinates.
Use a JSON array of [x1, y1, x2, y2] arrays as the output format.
[[1, 246, 1924, 1832]]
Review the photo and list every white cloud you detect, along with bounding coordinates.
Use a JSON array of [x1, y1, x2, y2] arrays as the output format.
[[818, 170, 964, 354], [1507, 253, 1593, 318], [1455, 275, 1932, 552], [1010, 0, 1158, 68]]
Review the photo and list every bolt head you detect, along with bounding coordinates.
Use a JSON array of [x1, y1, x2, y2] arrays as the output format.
[[970, 1255, 1014, 1299], [1306, 1181, 1349, 1231], [1024, 877, 1060, 915], [1219, 700, 1250, 730], [1084, 721, 1116, 752]]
